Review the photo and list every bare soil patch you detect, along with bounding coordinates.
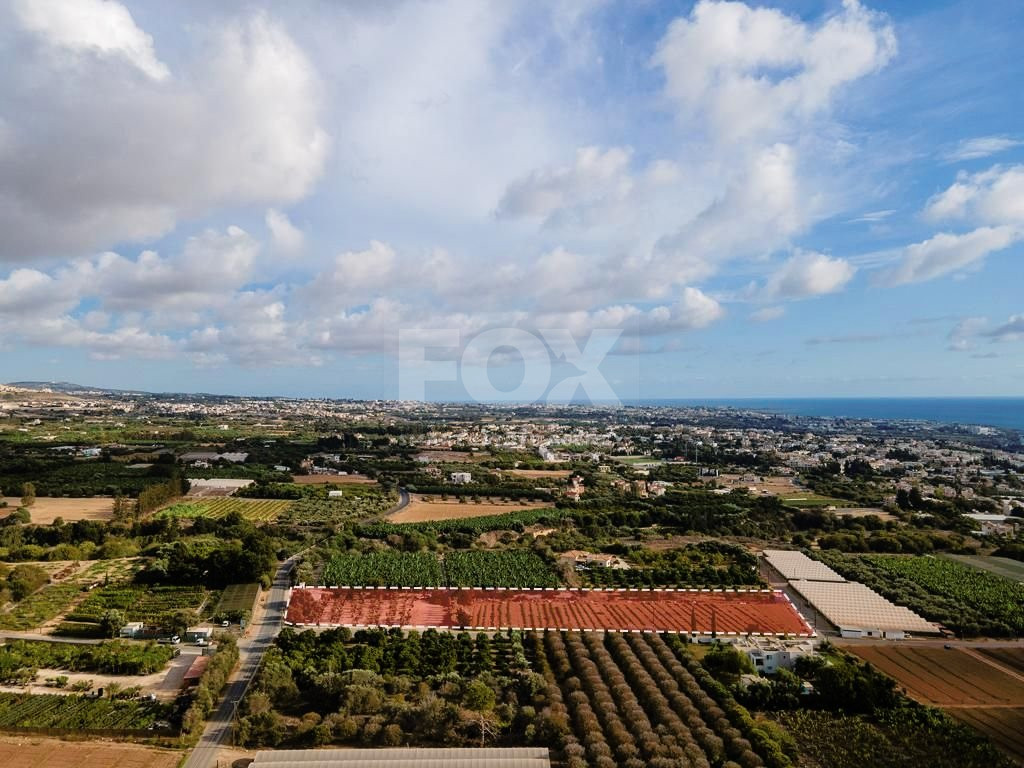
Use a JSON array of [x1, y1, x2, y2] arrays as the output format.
[[0, 735, 181, 768], [498, 469, 572, 479], [387, 494, 551, 523], [291, 474, 376, 485], [1, 498, 113, 524]]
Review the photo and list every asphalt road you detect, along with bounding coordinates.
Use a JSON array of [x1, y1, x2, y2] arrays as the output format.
[[181, 558, 295, 768]]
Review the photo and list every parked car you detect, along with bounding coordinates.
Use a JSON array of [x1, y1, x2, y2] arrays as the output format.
[[157, 635, 180, 645], [221, 620, 230, 628], [195, 638, 209, 647]]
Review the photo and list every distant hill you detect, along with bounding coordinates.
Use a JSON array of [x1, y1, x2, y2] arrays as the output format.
[[5, 381, 127, 395]]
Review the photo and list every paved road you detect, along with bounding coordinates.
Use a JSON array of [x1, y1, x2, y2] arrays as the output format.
[[181, 558, 295, 768]]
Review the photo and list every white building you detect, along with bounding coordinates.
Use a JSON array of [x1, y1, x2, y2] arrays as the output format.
[[733, 637, 816, 673], [450, 472, 472, 484]]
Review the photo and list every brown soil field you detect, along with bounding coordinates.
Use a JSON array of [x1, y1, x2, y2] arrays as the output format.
[[498, 469, 572, 479], [0, 735, 181, 768], [291, 474, 376, 485], [949, 707, 1024, 764], [387, 495, 552, 523], [978, 648, 1024, 676], [413, 450, 490, 463], [849, 646, 1024, 706], [829, 507, 896, 521], [718, 474, 799, 495], [0, 497, 113, 524]]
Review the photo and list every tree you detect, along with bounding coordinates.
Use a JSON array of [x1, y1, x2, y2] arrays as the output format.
[[20, 483, 36, 508], [100, 609, 126, 638]]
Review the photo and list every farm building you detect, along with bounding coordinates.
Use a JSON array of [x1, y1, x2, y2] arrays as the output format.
[[119, 621, 145, 638], [788, 579, 940, 639], [184, 626, 214, 642], [762, 549, 845, 583], [450, 471, 473, 484], [250, 747, 551, 768], [733, 637, 816, 673]]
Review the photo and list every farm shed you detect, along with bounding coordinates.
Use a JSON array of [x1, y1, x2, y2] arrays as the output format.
[[788, 579, 940, 638], [120, 621, 145, 638], [762, 550, 846, 582], [182, 654, 210, 688], [250, 747, 551, 768]]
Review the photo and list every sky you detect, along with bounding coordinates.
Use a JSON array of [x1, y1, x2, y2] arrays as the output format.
[[0, 0, 1021, 400]]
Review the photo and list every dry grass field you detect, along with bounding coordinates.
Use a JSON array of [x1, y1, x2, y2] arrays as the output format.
[[498, 469, 572, 479], [0, 736, 181, 768], [291, 474, 376, 484], [0, 497, 114, 524], [387, 494, 551, 523]]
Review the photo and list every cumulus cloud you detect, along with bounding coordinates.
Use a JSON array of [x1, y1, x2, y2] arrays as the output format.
[[761, 251, 856, 299], [945, 136, 1022, 163], [924, 165, 1024, 225], [0, 11, 328, 260], [882, 226, 1019, 285], [14, 0, 170, 80], [266, 209, 304, 256], [652, 0, 896, 144]]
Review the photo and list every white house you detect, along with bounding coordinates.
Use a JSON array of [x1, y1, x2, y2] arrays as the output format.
[[450, 472, 472, 484]]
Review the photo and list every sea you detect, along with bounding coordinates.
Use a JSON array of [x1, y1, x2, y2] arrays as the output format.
[[629, 398, 1024, 432]]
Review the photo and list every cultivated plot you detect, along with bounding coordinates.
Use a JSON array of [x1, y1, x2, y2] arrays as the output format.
[[287, 587, 813, 635]]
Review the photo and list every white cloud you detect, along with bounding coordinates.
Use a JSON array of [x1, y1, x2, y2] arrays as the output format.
[[762, 251, 856, 299], [924, 165, 1024, 225], [652, 0, 895, 144], [266, 209, 304, 256], [882, 226, 1019, 286], [945, 136, 1022, 163], [14, 0, 170, 80], [0, 12, 328, 260], [751, 306, 785, 322]]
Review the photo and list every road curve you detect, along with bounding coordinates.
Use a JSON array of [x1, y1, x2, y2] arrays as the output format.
[[181, 558, 295, 768]]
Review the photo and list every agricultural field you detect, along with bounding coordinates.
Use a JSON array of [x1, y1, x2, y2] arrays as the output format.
[[949, 708, 1024, 765], [0, 692, 173, 731], [814, 552, 1024, 637], [277, 488, 393, 526], [66, 584, 209, 628], [941, 554, 1024, 583], [0, 560, 133, 632], [978, 647, 1024, 676], [322, 552, 442, 587], [387, 494, 552, 523], [211, 583, 260, 621], [287, 586, 812, 634], [847, 646, 1024, 706], [0, 640, 174, 677], [0, 497, 114, 525], [444, 550, 559, 588], [154, 498, 291, 523], [291, 474, 376, 484], [237, 625, 798, 768], [0, 735, 182, 768], [581, 542, 761, 588], [777, 709, 1012, 768], [363, 507, 565, 536]]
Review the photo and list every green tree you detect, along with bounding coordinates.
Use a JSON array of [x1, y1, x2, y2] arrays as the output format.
[[20, 482, 36, 508], [100, 608, 126, 638]]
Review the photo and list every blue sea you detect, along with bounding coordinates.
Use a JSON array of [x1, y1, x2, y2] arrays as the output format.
[[630, 398, 1024, 432]]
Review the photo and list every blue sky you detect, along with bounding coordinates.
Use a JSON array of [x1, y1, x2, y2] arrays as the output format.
[[0, 0, 1021, 399]]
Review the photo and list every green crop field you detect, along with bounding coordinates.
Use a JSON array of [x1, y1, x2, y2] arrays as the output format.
[[212, 583, 260, 619], [444, 550, 559, 587], [277, 489, 393, 525], [67, 584, 210, 627], [0, 692, 173, 731], [323, 551, 442, 587], [155, 498, 291, 523], [941, 554, 1024, 583]]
